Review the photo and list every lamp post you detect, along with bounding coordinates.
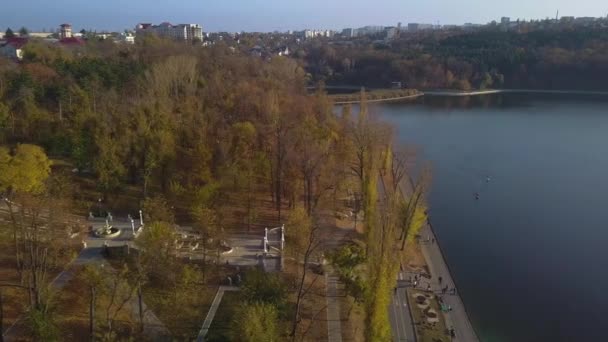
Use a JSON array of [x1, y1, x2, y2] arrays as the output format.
[[280, 224, 285, 251], [263, 228, 268, 253], [139, 210, 143, 226]]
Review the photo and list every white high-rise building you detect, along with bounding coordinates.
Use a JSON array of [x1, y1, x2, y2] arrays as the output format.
[[136, 22, 203, 41]]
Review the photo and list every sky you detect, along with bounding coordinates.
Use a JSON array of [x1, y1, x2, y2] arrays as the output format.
[[1, 0, 607, 32]]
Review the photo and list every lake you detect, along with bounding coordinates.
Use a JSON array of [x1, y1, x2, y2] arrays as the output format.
[[373, 94, 608, 342]]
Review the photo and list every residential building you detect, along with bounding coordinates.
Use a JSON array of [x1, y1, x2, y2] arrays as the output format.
[[136, 22, 203, 41], [385, 27, 399, 40], [275, 46, 289, 56], [27, 32, 52, 39], [118, 32, 135, 44], [299, 29, 334, 39], [0, 37, 28, 60], [501, 17, 511, 25], [408, 23, 433, 31], [59, 37, 85, 46], [341, 28, 354, 38], [355, 25, 385, 36]]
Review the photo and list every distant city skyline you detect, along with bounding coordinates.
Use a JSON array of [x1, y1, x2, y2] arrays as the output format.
[[2, 0, 607, 32]]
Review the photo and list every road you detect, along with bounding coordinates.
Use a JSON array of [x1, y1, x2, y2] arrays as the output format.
[[389, 271, 416, 342]]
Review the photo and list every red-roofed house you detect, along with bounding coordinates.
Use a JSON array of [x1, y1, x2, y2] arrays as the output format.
[[59, 37, 85, 46], [0, 37, 28, 60]]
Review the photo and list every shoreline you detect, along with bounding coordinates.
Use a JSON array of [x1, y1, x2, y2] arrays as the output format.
[[422, 216, 480, 341], [330, 88, 608, 105], [332, 93, 423, 105], [391, 176, 480, 342], [423, 88, 608, 97]]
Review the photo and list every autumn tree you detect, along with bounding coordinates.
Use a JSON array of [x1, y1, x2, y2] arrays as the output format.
[[286, 206, 321, 339]]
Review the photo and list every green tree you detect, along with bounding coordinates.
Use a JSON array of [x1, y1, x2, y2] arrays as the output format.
[[142, 195, 175, 225], [231, 302, 280, 342], [240, 269, 287, 311], [5, 28, 15, 39], [19, 27, 28, 36], [135, 222, 177, 282]]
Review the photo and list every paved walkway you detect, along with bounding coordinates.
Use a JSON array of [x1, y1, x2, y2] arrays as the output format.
[[325, 267, 343, 342], [197, 286, 239, 341], [418, 223, 479, 342]]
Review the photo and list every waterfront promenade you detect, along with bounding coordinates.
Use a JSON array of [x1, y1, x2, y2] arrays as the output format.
[[418, 221, 479, 342]]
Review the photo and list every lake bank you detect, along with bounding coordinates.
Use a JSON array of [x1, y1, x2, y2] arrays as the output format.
[[333, 93, 423, 105], [329, 88, 422, 104], [329, 88, 608, 105], [423, 88, 608, 97], [374, 94, 608, 341]]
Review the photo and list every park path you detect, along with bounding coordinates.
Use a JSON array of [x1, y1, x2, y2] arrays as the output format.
[[325, 266, 343, 342], [418, 222, 479, 342], [196, 286, 239, 342], [321, 215, 354, 342]]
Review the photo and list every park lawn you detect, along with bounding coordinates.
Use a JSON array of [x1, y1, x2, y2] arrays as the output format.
[[282, 260, 328, 342], [407, 288, 450, 342], [104, 248, 218, 340], [340, 294, 365, 342], [0, 227, 82, 339], [53, 265, 144, 341], [140, 282, 216, 340], [205, 291, 241, 342]]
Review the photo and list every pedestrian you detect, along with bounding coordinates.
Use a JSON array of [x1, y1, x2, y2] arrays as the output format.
[[414, 280, 418, 287], [394, 287, 397, 295], [427, 283, 431, 291], [438, 276, 443, 284], [452, 287, 457, 295]]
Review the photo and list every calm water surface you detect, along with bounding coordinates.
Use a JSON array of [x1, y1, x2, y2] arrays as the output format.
[[374, 94, 608, 342]]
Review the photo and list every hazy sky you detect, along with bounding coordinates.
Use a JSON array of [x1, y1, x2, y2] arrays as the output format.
[[2, 0, 606, 32]]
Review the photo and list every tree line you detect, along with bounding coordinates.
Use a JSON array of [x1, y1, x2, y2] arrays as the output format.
[[0, 35, 430, 340], [300, 26, 608, 90]]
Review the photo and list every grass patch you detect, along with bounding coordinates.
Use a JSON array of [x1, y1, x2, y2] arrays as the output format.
[[407, 288, 450, 342]]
